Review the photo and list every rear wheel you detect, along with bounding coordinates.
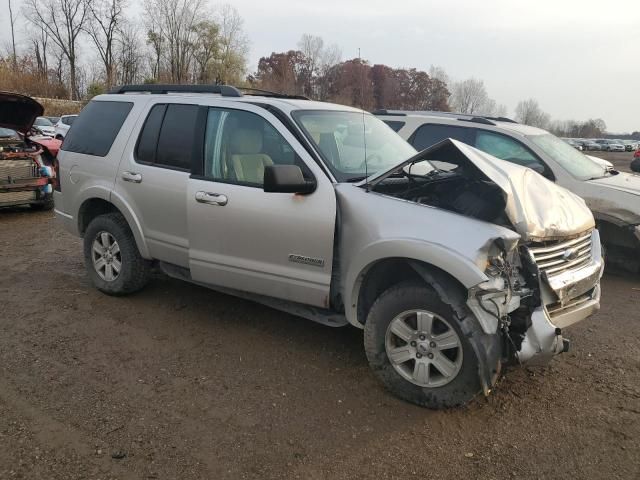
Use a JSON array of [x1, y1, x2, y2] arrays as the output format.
[[83, 213, 151, 295], [364, 282, 483, 408]]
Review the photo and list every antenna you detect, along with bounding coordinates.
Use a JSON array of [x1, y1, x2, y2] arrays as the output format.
[[363, 110, 369, 191], [357, 47, 369, 191]]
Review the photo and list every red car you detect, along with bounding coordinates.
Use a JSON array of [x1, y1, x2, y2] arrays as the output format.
[[0, 92, 61, 210], [632, 149, 640, 173]]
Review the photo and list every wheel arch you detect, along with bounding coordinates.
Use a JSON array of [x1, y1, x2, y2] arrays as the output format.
[[77, 195, 151, 259], [351, 257, 477, 328]]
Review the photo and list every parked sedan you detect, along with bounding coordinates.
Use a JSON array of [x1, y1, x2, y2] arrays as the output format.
[[33, 117, 56, 136], [577, 139, 601, 151], [54, 114, 77, 139], [623, 140, 639, 151], [595, 139, 625, 152]]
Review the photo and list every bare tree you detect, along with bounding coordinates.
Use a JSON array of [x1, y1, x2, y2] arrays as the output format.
[[191, 20, 219, 83], [450, 78, 489, 114], [24, 0, 89, 99], [316, 43, 341, 101], [8, 0, 18, 67], [144, 0, 203, 83], [428, 65, 450, 86], [515, 98, 550, 128], [85, 0, 124, 88], [117, 22, 144, 84], [214, 4, 249, 84]]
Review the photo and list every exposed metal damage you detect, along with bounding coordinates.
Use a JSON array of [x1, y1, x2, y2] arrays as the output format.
[[358, 139, 604, 376]]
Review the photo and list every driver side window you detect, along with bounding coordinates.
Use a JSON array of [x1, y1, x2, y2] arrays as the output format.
[[204, 108, 310, 187], [475, 130, 549, 177]]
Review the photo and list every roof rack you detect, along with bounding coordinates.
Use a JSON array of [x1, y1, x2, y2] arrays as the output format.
[[108, 84, 312, 101], [108, 84, 243, 97], [373, 109, 519, 125], [240, 87, 310, 100]]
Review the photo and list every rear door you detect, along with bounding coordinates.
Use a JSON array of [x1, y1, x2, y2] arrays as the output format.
[[114, 101, 200, 267], [187, 103, 336, 308]]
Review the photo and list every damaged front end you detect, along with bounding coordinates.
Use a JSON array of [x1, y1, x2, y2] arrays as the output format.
[[364, 138, 604, 368]]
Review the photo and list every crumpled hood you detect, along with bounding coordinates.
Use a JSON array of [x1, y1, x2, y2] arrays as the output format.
[[363, 138, 595, 242], [0, 92, 44, 134]]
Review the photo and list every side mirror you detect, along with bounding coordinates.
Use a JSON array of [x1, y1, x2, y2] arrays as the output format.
[[263, 164, 316, 194]]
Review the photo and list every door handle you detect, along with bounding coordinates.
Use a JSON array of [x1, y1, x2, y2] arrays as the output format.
[[195, 191, 228, 206], [122, 171, 142, 183]]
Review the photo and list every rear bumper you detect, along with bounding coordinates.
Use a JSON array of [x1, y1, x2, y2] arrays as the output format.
[[0, 181, 53, 207]]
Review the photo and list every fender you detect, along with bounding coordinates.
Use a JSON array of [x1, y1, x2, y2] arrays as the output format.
[[343, 238, 488, 327], [108, 188, 151, 259]]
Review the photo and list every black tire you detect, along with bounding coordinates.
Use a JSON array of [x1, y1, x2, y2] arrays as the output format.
[[83, 213, 151, 295], [364, 281, 483, 409]]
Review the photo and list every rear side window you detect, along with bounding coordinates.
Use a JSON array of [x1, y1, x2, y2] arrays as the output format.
[[63, 116, 76, 126], [383, 120, 406, 132], [156, 104, 199, 170], [410, 123, 475, 151], [136, 104, 166, 164], [61, 101, 132, 157], [135, 103, 199, 170]]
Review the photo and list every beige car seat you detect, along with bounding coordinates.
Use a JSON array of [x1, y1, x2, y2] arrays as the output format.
[[228, 128, 273, 184]]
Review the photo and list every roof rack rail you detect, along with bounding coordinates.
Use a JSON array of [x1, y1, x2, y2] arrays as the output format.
[[371, 109, 407, 116], [108, 84, 243, 97], [459, 117, 496, 126], [240, 87, 310, 100], [485, 116, 518, 123]]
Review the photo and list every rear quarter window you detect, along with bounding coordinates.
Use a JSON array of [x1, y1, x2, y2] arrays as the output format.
[[410, 123, 475, 151], [382, 120, 406, 132], [61, 101, 133, 157]]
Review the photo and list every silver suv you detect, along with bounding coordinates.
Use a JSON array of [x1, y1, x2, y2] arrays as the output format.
[[55, 85, 603, 408]]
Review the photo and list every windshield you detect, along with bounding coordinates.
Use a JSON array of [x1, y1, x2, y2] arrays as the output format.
[[529, 133, 606, 180], [0, 128, 18, 138], [293, 110, 418, 181], [34, 117, 53, 126]]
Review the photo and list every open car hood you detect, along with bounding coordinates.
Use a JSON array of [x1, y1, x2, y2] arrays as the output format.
[[0, 92, 44, 134], [361, 138, 595, 242]]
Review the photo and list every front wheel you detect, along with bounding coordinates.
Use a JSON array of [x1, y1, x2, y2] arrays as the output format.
[[364, 282, 484, 408]]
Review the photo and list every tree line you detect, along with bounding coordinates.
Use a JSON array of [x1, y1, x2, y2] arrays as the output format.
[[3, 0, 250, 100], [1, 0, 616, 135]]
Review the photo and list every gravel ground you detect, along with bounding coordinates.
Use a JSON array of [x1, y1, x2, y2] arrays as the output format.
[[1, 152, 639, 479]]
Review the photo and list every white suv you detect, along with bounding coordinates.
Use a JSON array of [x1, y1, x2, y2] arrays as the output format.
[[376, 110, 640, 273], [54, 85, 603, 408]]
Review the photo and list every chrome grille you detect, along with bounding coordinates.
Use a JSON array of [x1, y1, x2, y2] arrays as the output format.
[[0, 159, 38, 183], [529, 231, 593, 278], [0, 190, 37, 205]]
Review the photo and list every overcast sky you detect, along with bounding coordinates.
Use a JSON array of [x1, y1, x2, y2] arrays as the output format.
[[3, 0, 639, 132]]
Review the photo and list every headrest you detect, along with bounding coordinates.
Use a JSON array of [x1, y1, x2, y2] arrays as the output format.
[[230, 128, 263, 154]]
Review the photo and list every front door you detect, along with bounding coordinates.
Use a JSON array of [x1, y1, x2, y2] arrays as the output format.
[[187, 104, 336, 308]]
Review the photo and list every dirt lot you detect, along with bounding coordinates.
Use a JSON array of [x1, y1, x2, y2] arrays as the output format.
[[1, 155, 639, 479]]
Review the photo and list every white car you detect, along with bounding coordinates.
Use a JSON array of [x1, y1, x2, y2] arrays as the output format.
[[54, 115, 78, 139], [33, 117, 56, 136]]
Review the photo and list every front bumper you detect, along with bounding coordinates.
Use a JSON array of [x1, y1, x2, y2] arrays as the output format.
[[518, 230, 604, 364]]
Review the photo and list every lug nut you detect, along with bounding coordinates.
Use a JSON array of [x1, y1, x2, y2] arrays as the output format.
[[410, 341, 417, 347], [416, 353, 422, 359], [427, 353, 434, 359], [430, 341, 437, 348], [419, 335, 426, 341]]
